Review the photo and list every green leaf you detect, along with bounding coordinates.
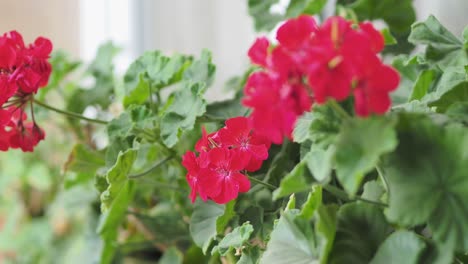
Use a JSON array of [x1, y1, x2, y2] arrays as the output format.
[[383, 114, 468, 252], [361, 180, 385, 202], [293, 105, 341, 147], [183, 49, 216, 87], [334, 117, 398, 195], [160, 82, 207, 147], [64, 144, 105, 174], [381, 28, 397, 45], [286, 194, 296, 210], [286, 0, 327, 18], [190, 200, 226, 253], [315, 204, 338, 264], [124, 51, 191, 98], [123, 74, 150, 107], [212, 222, 254, 256], [160, 247, 183, 264], [303, 144, 334, 183], [273, 161, 311, 200], [349, 0, 415, 33], [259, 211, 319, 264], [409, 15, 468, 67], [426, 67, 468, 112], [238, 247, 261, 264], [329, 203, 391, 264], [216, 200, 236, 234], [248, 0, 283, 32], [100, 148, 137, 211], [299, 185, 322, 220], [446, 101, 468, 123], [98, 181, 135, 264], [205, 98, 247, 121], [409, 69, 436, 101], [370, 230, 426, 264], [64, 144, 106, 189]]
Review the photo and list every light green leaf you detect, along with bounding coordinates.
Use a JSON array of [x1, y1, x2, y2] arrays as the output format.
[[212, 222, 254, 256], [160, 247, 183, 264], [273, 161, 311, 200], [160, 82, 207, 147], [409, 69, 436, 101], [409, 15, 468, 67], [293, 105, 341, 147], [286, 194, 296, 210], [361, 180, 385, 202], [190, 200, 226, 253], [425, 67, 468, 112], [315, 204, 338, 264], [303, 144, 334, 183], [299, 185, 322, 220], [286, 0, 327, 18], [100, 148, 137, 211], [98, 181, 135, 264], [64, 143, 106, 189], [183, 49, 216, 87], [334, 117, 398, 195], [381, 28, 397, 45], [123, 73, 150, 107], [370, 230, 426, 264], [259, 211, 319, 264], [248, 0, 283, 32], [383, 114, 468, 252], [329, 203, 391, 264]]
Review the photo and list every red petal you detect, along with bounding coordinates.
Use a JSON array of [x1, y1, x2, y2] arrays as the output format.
[[248, 37, 270, 67]]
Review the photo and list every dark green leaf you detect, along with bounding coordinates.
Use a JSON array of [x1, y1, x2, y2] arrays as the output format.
[[334, 117, 398, 195], [383, 114, 468, 252], [409, 69, 436, 101], [329, 203, 391, 264], [303, 144, 334, 183], [370, 230, 426, 264]]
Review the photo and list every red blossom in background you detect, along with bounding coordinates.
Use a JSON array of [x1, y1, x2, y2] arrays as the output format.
[[243, 15, 399, 143], [0, 31, 52, 152], [182, 117, 270, 204]]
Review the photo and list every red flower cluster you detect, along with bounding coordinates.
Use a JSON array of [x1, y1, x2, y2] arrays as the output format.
[[182, 117, 270, 204], [244, 15, 400, 143], [0, 31, 52, 151]]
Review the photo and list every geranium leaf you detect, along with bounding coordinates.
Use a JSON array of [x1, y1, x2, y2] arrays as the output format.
[[409, 15, 468, 67], [259, 210, 319, 264], [383, 114, 468, 252], [334, 117, 398, 195], [370, 230, 426, 264], [160, 82, 207, 147], [99, 148, 137, 211], [190, 200, 226, 254], [328, 203, 391, 264], [211, 222, 254, 256]]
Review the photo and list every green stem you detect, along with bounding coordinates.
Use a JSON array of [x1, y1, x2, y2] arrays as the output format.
[[328, 99, 352, 120], [323, 184, 388, 207], [376, 164, 389, 195], [247, 175, 277, 190], [33, 99, 108, 125], [128, 156, 173, 179]]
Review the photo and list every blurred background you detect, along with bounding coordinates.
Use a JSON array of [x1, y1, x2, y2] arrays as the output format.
[[1, 0, 467, 100]]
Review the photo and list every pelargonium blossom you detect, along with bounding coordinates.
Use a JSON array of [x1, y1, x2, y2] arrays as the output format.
[[182, 117, 270, 204], [242, 15, 400, 143], [0, 31, 52, 152]]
